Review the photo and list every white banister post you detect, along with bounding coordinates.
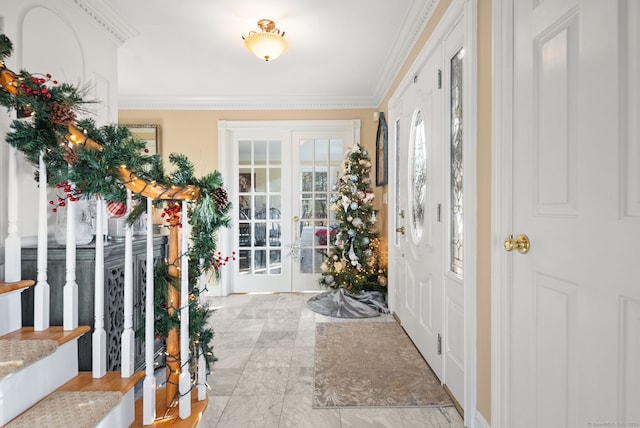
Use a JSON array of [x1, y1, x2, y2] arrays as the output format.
[[4, 146, 21, 281], [92, 195, 106, 377], [121, 189, 135, 378], [197, 258, 206, 401], [63, 177, 78, 330], [179, 201, 191, 419], [34, 151, 50, 331], [143, 196, 156, 425]]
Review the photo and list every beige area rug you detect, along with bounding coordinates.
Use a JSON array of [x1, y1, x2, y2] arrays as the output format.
[[6, 391, 122, 428], [0, 339, 58, 379], [314, 322, 453, 408]]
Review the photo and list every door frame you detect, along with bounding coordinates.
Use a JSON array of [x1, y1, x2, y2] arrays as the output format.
[[215, 119, 360, 296], [387, 0, 478, 424], [491, 0, 515, 427]]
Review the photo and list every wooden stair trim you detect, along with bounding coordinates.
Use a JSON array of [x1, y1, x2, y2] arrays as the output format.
[[0, 280, 35, 295], [0, 326, 91, 346], [57, 371, 145, 395], [131, 387, 208, 428]]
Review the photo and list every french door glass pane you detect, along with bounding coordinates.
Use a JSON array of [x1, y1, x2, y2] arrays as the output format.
[[450, 49, 464, 277], [237, 140, 282, 277]]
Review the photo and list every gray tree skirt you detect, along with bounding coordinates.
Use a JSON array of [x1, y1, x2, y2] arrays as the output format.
[[306, 288, 389, 318]]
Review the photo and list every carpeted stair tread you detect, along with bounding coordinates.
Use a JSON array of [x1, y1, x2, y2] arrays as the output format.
[[5, 390, 122, 428], [58, 371, 145, 394], [0, 339, 57, 380], [0, 326, 91, 346], [0, 280, 35, 295]]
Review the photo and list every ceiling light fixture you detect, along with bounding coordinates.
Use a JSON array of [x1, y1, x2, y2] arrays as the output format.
[[242, 19, 288, 62]]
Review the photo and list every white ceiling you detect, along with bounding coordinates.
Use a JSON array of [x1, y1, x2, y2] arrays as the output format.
[[96, 0, 436, 110]]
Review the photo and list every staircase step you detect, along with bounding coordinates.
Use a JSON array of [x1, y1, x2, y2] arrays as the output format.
[[0, 326, 90, 425], [4, 371, 144, 428], [0, 325, 91, 344], [131, 387, 208, 428], [0, 280, 35, 295]]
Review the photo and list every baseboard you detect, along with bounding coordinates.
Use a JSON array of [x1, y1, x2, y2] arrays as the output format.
[[474, 410, 490, 428]]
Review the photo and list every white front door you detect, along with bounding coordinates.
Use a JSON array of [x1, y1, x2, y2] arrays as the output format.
[[218, 120, 359, 294], [497, 0, 640, 426], [391, 43, 445, 381]]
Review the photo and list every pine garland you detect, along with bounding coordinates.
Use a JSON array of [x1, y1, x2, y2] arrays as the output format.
[[1, 34, 228, 382]]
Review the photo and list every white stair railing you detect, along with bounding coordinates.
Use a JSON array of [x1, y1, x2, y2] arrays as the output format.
[[63, 172, 78, 331], [92, 195, 106, 377], [121, 189, 135, 378], [179, 201, 191, 419], [197, 258, 206, 401], [142, 196, 156, 425], [4, 145, 21, 282], [34, 151, 50, 331]]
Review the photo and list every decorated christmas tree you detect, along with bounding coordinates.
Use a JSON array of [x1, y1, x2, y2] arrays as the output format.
[[319, 142, 387, 294]]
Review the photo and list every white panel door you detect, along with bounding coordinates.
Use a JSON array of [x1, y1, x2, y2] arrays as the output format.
[[506, 0, 640, 426], [392, 44, 444, 381]]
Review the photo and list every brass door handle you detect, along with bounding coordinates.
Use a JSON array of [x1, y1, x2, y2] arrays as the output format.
[[503, 234, 530, 254], [396, 226, 405, 235]]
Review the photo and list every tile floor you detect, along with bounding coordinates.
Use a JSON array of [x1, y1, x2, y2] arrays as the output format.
[[197, 293, 464, 428]]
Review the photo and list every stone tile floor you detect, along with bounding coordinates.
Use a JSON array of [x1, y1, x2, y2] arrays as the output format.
[[198, 293, 464, 428]]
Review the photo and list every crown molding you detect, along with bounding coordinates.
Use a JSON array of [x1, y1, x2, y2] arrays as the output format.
[[72, 0, 137, 45], [118, 95, 379, 111], [372, 0, 439, 107]]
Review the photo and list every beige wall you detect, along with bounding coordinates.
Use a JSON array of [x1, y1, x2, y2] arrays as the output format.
[[119, 0, 492, 422]]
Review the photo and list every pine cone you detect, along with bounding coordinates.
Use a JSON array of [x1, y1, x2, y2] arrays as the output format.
[[33, 168, 51, 184], [213, 186, 229, 211], [48, 102, 76, 126], [63, 144, 78, 164]]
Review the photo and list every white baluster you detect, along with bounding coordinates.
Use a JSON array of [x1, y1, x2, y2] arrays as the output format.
[[4, 146, 21, 281], [63, 178, 78, 330], [143, 196, 156, 425], [179, 202, 191, 419], [92, 196, 106, 377], [197, 258, 206, 401], [34, 151, 50, 331], [121, 189, 135, 378]]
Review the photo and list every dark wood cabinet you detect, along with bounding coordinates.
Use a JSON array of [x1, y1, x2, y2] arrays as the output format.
[[20, 236, 167, 371]]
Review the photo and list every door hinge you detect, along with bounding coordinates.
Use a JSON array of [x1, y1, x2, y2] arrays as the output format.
[[437, 333, 442, 355], [437, 203, 441, 222], [437, 69, 442, 89]]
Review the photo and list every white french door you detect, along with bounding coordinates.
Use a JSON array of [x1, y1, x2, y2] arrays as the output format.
[[218, 120, 359, 294], [494, 0, 640, 426]]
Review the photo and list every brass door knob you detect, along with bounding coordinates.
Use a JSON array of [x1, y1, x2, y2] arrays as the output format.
[[396, 226, 405, 235], [503, 234, 530, 254]]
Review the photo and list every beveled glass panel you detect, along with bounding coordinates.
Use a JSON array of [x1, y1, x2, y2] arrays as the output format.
[[267, 221, 281, 246], [315, 171, 328, 191], [239, 250, 251, 273], [300, 248, 313, 273], [255, 195, 267, 216], [450, 49, 464, 277], [269, 141, 281, 164], [301, 171, 313, 192], [255, 168, 267, 192], [300, 139, 313, 164], [330, 139, 344, 162], [269, 195, 281, 218], [269, 168, 281, 192], [269, 250, 281, 274], [314, 196, 327, 220], [239, 222, 251, 247], [301, 194, 313, 219], [254, 140, 267, 165], [254, 250, 267, 274], [239, 140, 251, 164], [315, 139, 329, 162], [254, 221, 267, 247], [410, 110, 427, 243]]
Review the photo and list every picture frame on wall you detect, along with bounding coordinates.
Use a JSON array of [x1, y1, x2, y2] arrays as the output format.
[[376, 111, 388, 186], [121, 124, 160, 155]]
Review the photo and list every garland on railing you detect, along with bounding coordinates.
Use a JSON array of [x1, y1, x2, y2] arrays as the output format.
[[0, 34, 230, 380]]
